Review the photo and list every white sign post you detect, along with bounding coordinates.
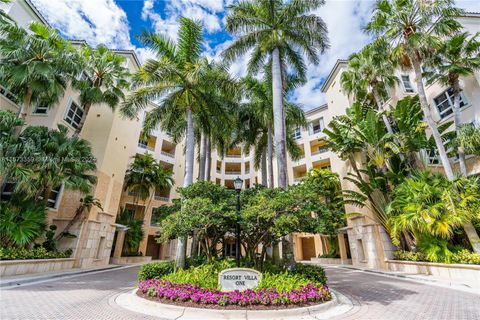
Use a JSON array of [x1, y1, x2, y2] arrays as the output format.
[[218, 268, 262, 292]]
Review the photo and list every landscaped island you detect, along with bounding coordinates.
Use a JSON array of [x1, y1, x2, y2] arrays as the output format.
[[136, 260, 331, 309]]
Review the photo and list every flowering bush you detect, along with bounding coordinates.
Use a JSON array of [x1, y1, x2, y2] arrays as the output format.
[[138, 279, 331, 306], [0, 247, 72, 260]]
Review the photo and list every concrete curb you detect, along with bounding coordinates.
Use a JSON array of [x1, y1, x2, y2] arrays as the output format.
[[0, 264, 130, 289], [114, 288, 353, 320]]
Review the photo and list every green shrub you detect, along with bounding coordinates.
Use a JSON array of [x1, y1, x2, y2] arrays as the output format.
[[451, 250, 480, 265], [291, 263, 328, 285], [393, 250, 480, 265], [138, 261, 175, 281], [257, 272, 311, 292], [162, 259, 235, 289], [0, 247, 72, 260]]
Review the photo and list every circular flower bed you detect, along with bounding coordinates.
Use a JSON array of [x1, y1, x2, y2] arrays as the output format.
[[138, 279, 331, 307]]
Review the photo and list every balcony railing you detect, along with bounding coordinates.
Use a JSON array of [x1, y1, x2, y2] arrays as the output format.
[[311, 147, 329, 155], [225, 170, 241, 175], [216, 169, 222, 174], [293, 176, 305, 182], [225, 154, 241, 158], [154, 195, 170, 202], [161, 151, 175, 158], [245, 169, 250, 174], [138, 142, 155, 151]]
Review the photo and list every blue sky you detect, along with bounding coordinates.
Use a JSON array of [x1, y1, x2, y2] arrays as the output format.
[[30, 0, 479, 110]]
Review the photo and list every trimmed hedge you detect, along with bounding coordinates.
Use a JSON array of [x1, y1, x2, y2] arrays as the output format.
[[0, 247, 72, 260], [393, 249, 480, 265], [291, 263, 328, 285], [138, 261, 175, 281]]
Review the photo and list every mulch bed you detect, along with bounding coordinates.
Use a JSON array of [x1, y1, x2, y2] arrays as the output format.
[[136, 289, 329, 310]]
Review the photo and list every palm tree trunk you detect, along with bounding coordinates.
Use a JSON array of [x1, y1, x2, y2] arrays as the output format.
[[411, 56, 454, 180], [205, 136, 211, 181], [271, 48, 288, 189], [74, 103, 92, 137], [372, 86, 394, 135], [17, 88, 32, 120], [267, 124, 274, 188], [261, 149, 267, 186], [452, 81, 480, 253], [176, 106, 195, 269], [198, 132, 207, 181]]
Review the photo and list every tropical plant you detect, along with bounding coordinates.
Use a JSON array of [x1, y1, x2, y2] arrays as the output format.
[[224, 0, 329, 190], [454, 122, 480, 156], [123, 153, 174, 206], [0, 0, 13, 24], [0, 21, 80, 121], [341, 41, 398, 134], [7, 125, 97, 205], [238, 75, 306, 187], [115, 208, 145, 255], [72, 45, 130, 135], [121, 17, 238, 268], [387, 171, 480, 247], [366, 0, 463, 181], [0, 111, 24, 186], [366, 1, 480, 252], [0, 197, 46, 248], [424, 32, 480, 176]]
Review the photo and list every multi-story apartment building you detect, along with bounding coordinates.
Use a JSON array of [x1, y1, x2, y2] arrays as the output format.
[[2, 0, 478, 271]]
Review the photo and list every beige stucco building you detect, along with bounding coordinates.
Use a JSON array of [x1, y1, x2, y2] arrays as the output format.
[[1, 0, 479, 271]]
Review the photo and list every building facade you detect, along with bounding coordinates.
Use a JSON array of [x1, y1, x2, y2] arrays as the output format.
[[2, 0, 479, 270]]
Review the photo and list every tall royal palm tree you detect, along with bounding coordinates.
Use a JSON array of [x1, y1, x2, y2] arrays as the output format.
[[366, 0, 480, 253], [224, 0, 329, 190], [425, 32, 480, 176], [0, 22, 80, 121], [365, 0, 462, 181], [122, 18, 235, 267], [73, 45, 130, 136], [341, 41, 398, 135]]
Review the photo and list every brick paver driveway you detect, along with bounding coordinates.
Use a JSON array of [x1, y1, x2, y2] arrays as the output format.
[[1, 264, 479, 320]]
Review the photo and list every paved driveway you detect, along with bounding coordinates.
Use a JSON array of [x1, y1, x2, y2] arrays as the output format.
[[1, 264, 479, 320]]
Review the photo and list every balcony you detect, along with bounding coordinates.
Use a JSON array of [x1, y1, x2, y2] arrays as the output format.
[[161, 151, 175, 158], [138, 142, 155, 151], [311, 147, 329, 156], [154, 196, 170, 202], [225, 170, 241, 175]]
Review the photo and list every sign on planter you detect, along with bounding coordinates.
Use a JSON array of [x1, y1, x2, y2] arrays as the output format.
[[218, 268, 262, 292]]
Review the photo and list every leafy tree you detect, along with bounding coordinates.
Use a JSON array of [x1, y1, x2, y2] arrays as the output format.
[[224, 0, 329, 190], [0, 22, 80, 121], [115, 208, 145, 255], [424, 32, 480, 176], [73, 45, 130, 136]]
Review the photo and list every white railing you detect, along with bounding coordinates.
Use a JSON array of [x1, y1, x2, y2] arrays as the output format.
[[225, 154, 242, 158], [161, 151, 175, 158], [225, 170, 241, 175], [311, 147, 328, 155]]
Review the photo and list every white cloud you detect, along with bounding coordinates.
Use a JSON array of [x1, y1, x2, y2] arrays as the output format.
[[30, 0, 133, 50], [142, 0, 226, 38]]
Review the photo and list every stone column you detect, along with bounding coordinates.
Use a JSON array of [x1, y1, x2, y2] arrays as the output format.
[[113, 230, 126, 258], [338, 233, 348, 264]]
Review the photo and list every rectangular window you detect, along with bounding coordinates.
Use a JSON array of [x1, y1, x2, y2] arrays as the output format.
[[401, 75, 415, 93], [47, 185, 62, 209], [310, 118, 325, 135], [64, 101, 84, 129], [33, 104, 48, 115], [434, 87, 467, 119], [293, 127, 302, 140]]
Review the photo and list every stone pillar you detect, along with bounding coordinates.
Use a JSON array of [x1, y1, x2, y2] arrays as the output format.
[[338, 233, 348, 264], [113, 230, 126, 258], [314, 234, 323, 257]]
